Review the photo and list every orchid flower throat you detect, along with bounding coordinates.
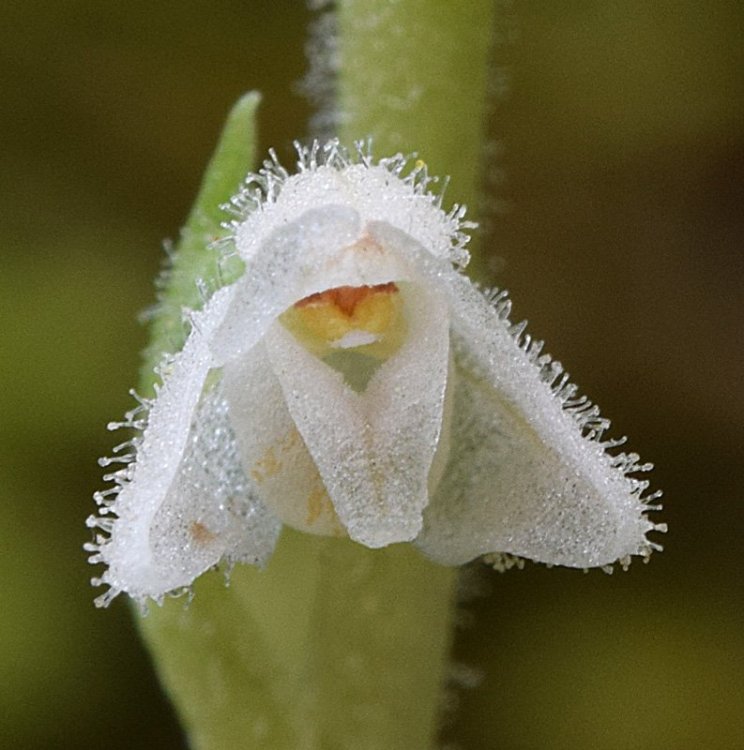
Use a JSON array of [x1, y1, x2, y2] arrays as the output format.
[[279, 281, 407, 392]]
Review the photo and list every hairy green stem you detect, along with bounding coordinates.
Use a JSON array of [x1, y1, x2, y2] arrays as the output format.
[[337, 0, 496, 278], [140, 530, 455, 749]]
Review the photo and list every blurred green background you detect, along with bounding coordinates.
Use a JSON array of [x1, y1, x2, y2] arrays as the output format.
[[1, 2, 741, 748]]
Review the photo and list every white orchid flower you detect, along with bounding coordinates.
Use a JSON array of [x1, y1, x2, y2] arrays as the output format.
[[86, 141, 664, 607]]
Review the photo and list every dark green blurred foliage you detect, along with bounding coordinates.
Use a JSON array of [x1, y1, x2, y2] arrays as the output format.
[[1, 2, 741, 748]]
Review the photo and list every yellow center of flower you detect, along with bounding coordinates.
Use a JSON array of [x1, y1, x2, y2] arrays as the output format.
[[280, 282, 405, 361]]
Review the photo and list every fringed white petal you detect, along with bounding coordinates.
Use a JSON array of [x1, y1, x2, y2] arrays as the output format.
[[228, 143, 470, 269], [264, 282, 450, 547], [87, 288, 281, 606], [147, 383, 281, 578], [416, 274, 660, 568]]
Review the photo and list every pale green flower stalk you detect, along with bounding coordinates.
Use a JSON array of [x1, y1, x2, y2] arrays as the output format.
[[135, 2, 497, 748]]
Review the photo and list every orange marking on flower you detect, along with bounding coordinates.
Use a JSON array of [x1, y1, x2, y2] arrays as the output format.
[[189, 521, 217, 546], [280, 428, 302, 452], [250, 446, 281, 484], [305, 486, 329, 526], [304, 484, 346, 536], [295, 283, 398, 317]]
